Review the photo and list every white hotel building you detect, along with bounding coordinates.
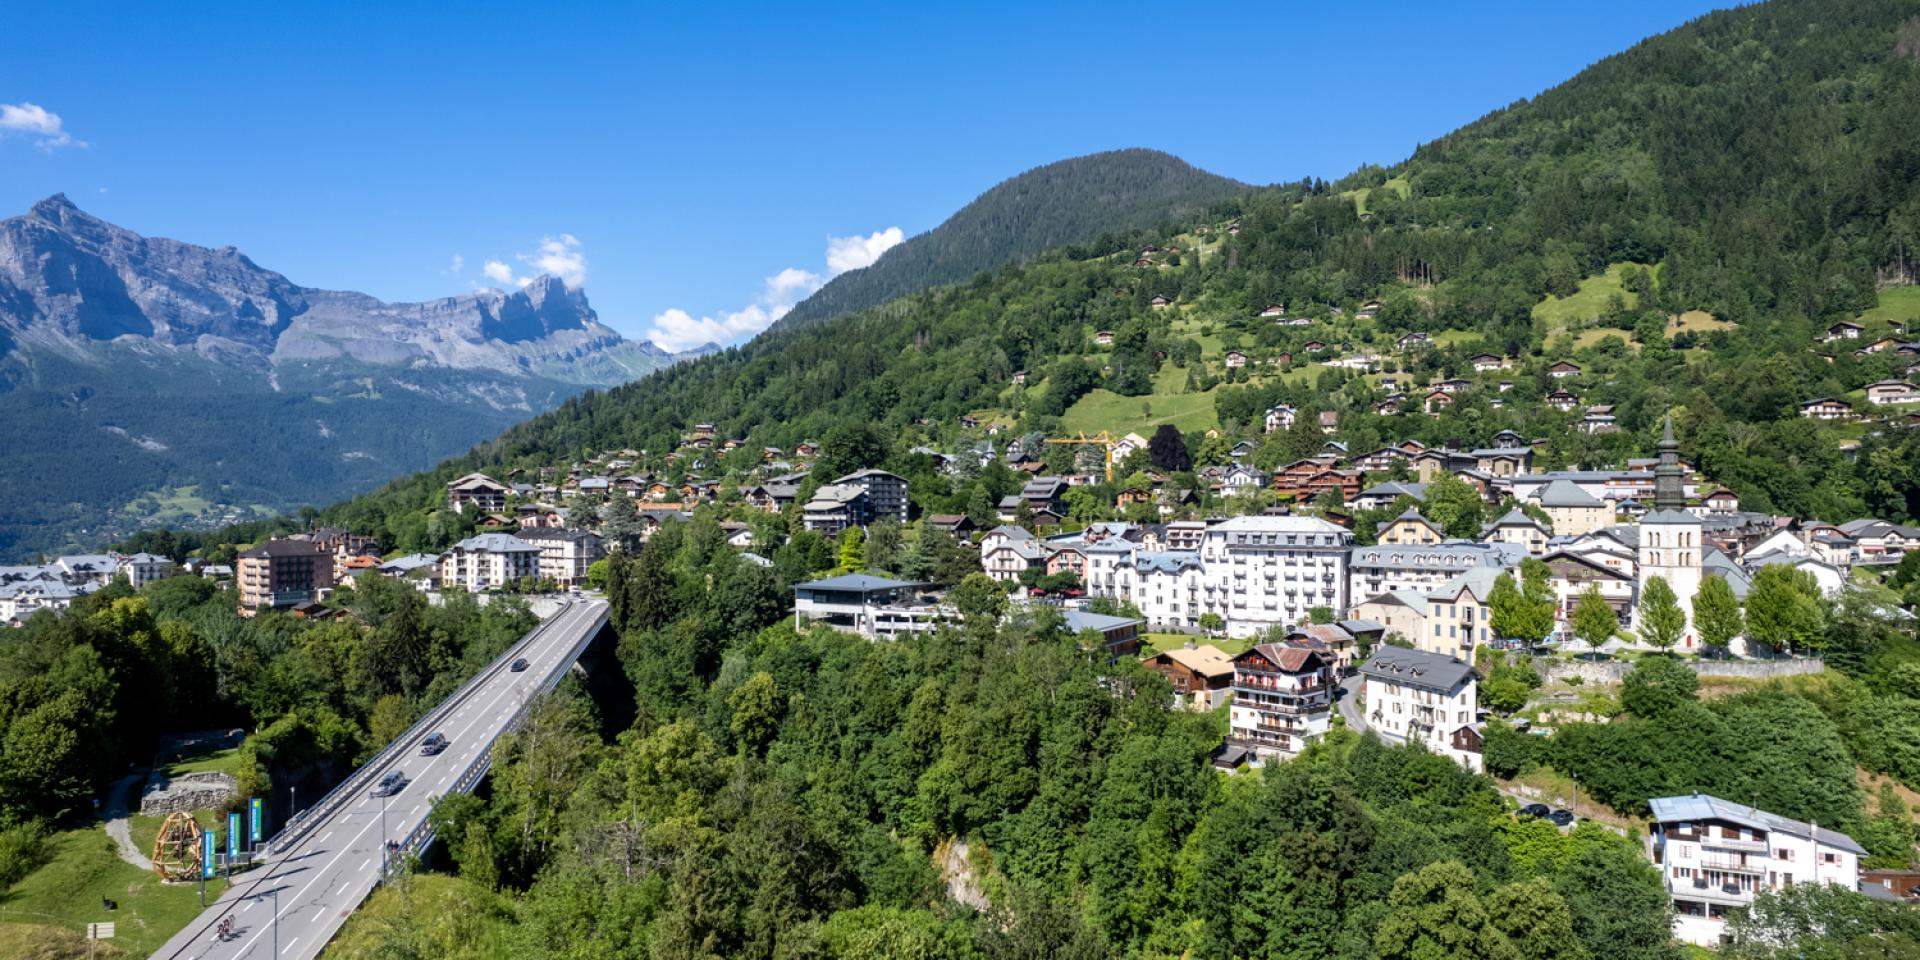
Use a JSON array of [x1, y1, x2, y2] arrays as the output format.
[[1647, 794, 1865, 946], [1085, 516, 1352, 638]]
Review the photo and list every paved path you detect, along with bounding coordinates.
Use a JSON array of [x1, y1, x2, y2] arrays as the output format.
[[1336, 674, 1368, 733], [148, 598, 607, 960]]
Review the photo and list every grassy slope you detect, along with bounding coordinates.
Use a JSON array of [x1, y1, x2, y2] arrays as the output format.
[[0, 826, 228, 956], [1853, 285, 1920, 330]]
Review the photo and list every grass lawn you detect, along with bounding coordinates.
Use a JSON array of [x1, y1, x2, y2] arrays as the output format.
[[1143, 632, 1252, 656], [0, 826, 228, 956], [1852, 285, 1920, 330], [1343, 175, 1410, 217], [1670, 309, 1731, 334], [1059, 387, 1219, 436], [0, 922, 126, 960], [1571, 327, 1635, 350], [1532, 262, 1651, 333], [160, 744, 245, 780]]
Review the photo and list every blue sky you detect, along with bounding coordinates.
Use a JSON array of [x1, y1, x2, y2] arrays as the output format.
[[2, 1, 1725, 351]]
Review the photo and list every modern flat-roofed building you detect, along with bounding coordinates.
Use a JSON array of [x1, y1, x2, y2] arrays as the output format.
[[792, 573, 945, 639], [1647, 794, 1865, 946]]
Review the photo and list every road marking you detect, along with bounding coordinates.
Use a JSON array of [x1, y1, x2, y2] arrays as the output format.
[[358, 858, 369, 872], [320, 831, 332, 843], [283, 937, 301, 955]]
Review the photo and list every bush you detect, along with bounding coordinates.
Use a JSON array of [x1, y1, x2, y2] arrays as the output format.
[[0, 820, 50, 888]]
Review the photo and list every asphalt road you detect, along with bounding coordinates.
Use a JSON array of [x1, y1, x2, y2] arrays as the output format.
[[150, 597, 607, 960]]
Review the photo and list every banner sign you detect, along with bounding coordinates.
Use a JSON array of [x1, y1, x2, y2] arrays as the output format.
[[228, 812, 241, 859], [249, 797, 263, 843], [201, 830, 217, 879]]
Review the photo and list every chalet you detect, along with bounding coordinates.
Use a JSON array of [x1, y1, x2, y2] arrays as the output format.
[[1352, 480, 1427, 511], [1800, 397, 1852, 421], [1701, 488, 1740, 514], [1352, 446, 1413, 474], [1824, 320, 1864, 341], [923, 514, 974, 537], [794, 441, 819, 458], [1423, 389, 1455, 415], [1220, 464, 1270, 497], [1273, 351, 1294, 367], [1319, 410, 1340, 434], [958, 415, 982, 429], [1259, 304, 1287, 318], [1647, 794, 1865, 946], [1149, 294, 1174, 310], [1375, 397, 1403, 416], [1857, 336, 1902, 356], [1227, 644, 1334, 759], [446, 473, 510, 515], [1229, 439, 1258, 460], [1546, 389, 1580, 412], [1094, 330, 1115, 347], [1011, 370, 1028, 385], [1224, 350, 1249, 369], [1131, 256, 1156, 267], [1432, 377, 1472, 394], [1482, 508, 1550, 556], [1264, 404, 1297, 433], [1468, 446, 1532, 476], [1145, 642, 1237, 710], [1582, 406, 1619, 434], [1865, 380, 1918, 405], [1548, 360, 1582, 379], [1226, 218, 1241, 234], [1469, 354, 1510, 372], [1302, 339, 1328, 353], [1492, 429, 1526, 447], [1397, 332, 1431, 351], [1355, 301, 1382, 319]]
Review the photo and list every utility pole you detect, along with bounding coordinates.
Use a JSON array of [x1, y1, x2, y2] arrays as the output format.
[[380, 791, 388, 876], [272, 886, 279, 957]]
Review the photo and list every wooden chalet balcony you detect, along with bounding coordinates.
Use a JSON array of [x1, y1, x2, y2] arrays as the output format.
[[1697, 855, 1765, 874]]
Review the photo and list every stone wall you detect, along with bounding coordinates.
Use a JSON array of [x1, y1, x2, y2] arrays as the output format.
[[1540, 658, 1825, 686], [139, 771, 237, 817]]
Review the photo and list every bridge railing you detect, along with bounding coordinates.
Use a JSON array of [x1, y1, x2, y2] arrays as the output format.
[[390, 603, 605, 865], [265, 599, 578, 855]]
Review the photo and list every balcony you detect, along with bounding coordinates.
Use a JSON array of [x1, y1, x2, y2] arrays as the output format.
[[1672, 878, 1754, 907], [1701, 835, 1768, 853], [1698, 856, 1765, 875]]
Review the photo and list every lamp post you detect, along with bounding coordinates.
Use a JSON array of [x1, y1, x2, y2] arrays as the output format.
[[271, 886, 279, 957], [379, 790, 388, 875]]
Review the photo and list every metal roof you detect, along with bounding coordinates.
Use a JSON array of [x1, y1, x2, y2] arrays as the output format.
[[1647, 794, 1866, 855]]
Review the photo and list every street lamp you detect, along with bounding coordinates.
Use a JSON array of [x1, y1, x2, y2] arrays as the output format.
[[379, 790, 388, 875], [271, 886, 279, 957]]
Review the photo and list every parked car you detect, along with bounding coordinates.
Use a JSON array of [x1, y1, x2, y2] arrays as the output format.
[[420, 732, 449, 756], [372, 770, 409, 798], [1518, 803, 1550, 820], [510, 657, 529, 672], [1547, 809, 1576, 827]]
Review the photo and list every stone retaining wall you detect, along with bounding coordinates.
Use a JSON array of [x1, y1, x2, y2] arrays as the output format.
[[1540, 658, 1825, 685], [139, 771, 237, 817]]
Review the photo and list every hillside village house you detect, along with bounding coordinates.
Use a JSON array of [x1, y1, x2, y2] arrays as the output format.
[[1227, 644, 1333, 759], [1422, 567, 1498, 659], [1824, 320, 1864, 341], [446, 472, 510, 514], [1349, 589, 1428, 648], [1531, 478, 1612, 537], [1347, 542, 1523, 602], [1377, 508, 1445, 546], [1647, 794, 1865, 946], [1548, 360, 1582, 378], [441, 533, 541, 592], [1359, 647, 1483, 772], [1800, 397, 1852, 420], [1482, 508, 1551, 556], [1264, 404, 1297, 432], [237, 538, 335, 613], [1546, 389, 1581, 412], [1224, 350, 1248, 369], [1865, 380, 1918, 404], [1144, 642, 1237, 710], [1094, 330, 1115, 346]]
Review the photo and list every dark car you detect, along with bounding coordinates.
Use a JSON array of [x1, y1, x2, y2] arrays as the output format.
[[1518, 803, 1550, 819], [510, 657, 529, 672], [372, 770, 409, 798], [420, 732, 448, 756], [1547, 809, 1576, 827]]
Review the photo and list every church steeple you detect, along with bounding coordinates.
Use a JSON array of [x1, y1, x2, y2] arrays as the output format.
[[1653, 412, 1685, 511]]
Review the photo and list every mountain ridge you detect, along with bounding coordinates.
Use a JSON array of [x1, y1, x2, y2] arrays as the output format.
[[0, 197, 683, 557]]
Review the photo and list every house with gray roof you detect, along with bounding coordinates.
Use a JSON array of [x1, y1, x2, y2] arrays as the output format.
[[1358, 647, 1482, 772]]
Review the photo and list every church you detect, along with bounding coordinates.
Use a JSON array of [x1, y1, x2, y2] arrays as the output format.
[[1635, 415, 1704, 649]]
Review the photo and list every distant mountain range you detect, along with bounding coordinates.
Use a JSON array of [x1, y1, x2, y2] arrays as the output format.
[[773, 149, 1247, 330], [0, 195, 689, 558]]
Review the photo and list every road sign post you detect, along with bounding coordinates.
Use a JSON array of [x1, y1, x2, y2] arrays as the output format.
[[86, 921, 114, 960]]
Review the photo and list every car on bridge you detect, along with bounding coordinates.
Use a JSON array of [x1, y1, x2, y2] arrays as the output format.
[[510, 657, 530, 672], [372, 770, 409, 798], [420, 732, 449, 756]]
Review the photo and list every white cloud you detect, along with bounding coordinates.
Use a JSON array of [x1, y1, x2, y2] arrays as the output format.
[[646, 226, 903, 351], [825, 226, 905, 275], [477, 234, 589, 290], [0, 102, 85, 150], [447, 254, 464, 274]]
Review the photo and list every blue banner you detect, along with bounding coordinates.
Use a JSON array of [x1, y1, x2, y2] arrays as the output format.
[[228, 812, 241, 859], [249, 797, 263, 844], [201, 829, 217, 879]]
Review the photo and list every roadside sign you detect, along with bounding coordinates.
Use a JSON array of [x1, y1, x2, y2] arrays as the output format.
[[249, 796, 263, 843], [201, 830, 216, 879], [87, 922, 115, 939], [228, 812, 241, 859]]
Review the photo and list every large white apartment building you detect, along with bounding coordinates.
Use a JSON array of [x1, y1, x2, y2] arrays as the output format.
[[441, 533, 542, 592], [1088, 516, 1353, 638], [1647, 794, 1865, 946], [1227, 643, 1334, 758], [515, 527, 605, 587]]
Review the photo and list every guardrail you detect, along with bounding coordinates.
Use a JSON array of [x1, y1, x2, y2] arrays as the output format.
[[385, 603, 606, 871], [265, 600, 579, 855]]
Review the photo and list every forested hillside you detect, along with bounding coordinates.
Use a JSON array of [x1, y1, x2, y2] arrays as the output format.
[[773, 149, 1246, 329], [293, 0, 1920, 547]]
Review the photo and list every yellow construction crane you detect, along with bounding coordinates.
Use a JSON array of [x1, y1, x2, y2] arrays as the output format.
[[1045, 431, 1120, 482]]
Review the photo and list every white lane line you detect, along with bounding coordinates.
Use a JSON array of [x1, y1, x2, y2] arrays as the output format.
[[283, 936, 301, 955], [320, 831, 333, 843], [358, 858, 369, 872]]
